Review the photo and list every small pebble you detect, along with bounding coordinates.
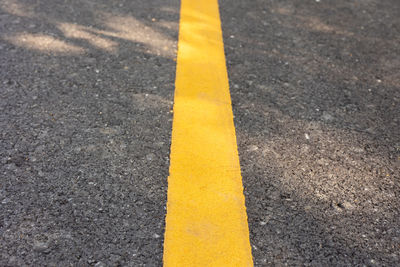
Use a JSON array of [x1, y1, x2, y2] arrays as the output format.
[[146, 153, 155, 161], [342, 201, 355, 210], [94, 262, 106, 267], [33, 241, 49, 252], [247, 145, 258, 152], [153, 233, 160, 238]]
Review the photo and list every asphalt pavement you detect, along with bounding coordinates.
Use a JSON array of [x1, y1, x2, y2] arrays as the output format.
[[1, 0, 399, 266]]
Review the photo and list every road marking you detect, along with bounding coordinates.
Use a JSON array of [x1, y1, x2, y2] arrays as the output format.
[[163, 0, 253, 266]]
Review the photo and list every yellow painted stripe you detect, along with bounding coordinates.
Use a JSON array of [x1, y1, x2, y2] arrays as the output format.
[[163, 0, 253, 266]]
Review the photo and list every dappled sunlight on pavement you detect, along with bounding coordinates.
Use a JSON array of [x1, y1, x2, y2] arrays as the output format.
[[4, 32, 85, 54], [0, 0, 179, 266], [1, 0, 399, 265], [0, 0, 177, 57]]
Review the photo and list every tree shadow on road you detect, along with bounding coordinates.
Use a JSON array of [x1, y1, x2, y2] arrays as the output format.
[[0, 0, 180, 266], [220, 0, 399, 265]]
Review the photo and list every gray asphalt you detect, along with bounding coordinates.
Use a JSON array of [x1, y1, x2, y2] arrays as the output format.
[[1, 0, 399, 266]]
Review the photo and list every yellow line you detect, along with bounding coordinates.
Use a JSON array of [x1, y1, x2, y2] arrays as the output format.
[[163, 0, 253, 266]]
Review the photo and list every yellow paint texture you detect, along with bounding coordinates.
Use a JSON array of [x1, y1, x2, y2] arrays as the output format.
[[163, 0, 253, 266]]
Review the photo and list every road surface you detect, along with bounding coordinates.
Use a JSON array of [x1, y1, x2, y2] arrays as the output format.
[[1, 0, 399, 266]]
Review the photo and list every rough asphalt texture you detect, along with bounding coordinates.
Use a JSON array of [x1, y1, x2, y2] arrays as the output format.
[[0, 0, 399, 266], [221, 0, 400, 266], [1, 0, 179, 266]]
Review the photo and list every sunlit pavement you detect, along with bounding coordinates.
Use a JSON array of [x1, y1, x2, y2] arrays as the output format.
[[1, 0, 399, 266]]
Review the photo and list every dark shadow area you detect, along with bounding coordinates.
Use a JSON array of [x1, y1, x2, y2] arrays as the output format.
[[220, 0, 399, 265], [0, 0, 179, 266]]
